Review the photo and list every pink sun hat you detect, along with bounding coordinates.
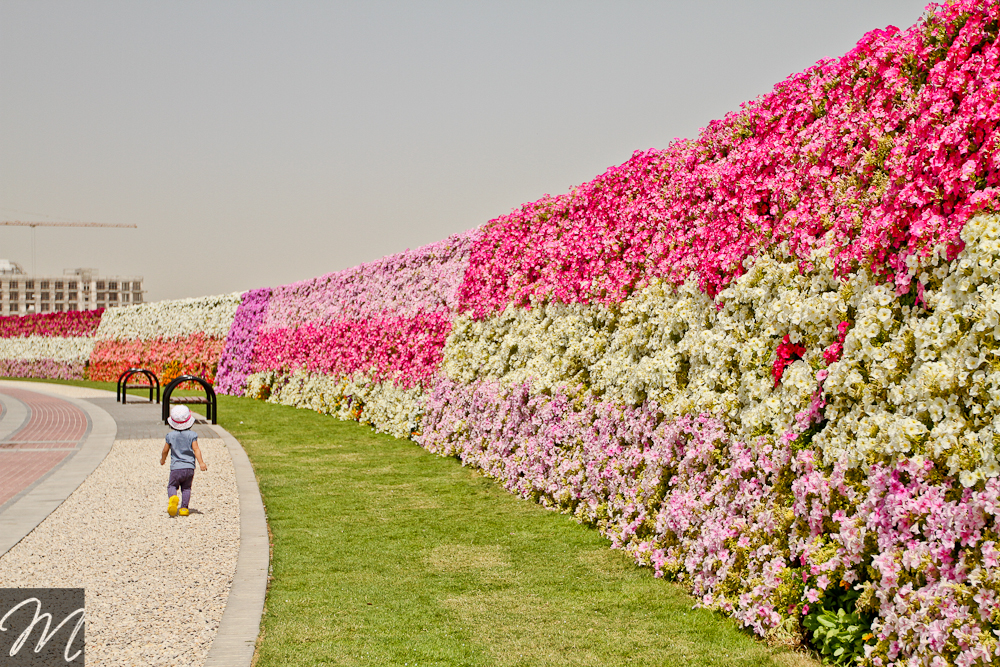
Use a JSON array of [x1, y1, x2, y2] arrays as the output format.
[[168, 404, 195, 430]]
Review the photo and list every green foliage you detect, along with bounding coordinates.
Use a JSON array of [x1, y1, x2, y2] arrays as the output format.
[[802, 584, 874, 665]]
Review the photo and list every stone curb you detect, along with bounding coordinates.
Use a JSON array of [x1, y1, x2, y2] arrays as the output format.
[[203, 421, 270, 667], [0, 392, 29, 442], [0, 382, 117, 557]]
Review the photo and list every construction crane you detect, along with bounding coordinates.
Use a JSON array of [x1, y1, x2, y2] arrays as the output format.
[[0, 220, 137, 276], [0, 221, 137, 228]]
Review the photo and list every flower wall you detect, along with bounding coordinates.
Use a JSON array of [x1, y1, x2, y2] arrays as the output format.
[[427, 213, 1000, 664], [432, 4, 1000, 660], [0, 310, 103, 380], [216, 3, 999, 663], [88, 294, 241, 384], [218, 232, 476, 438], [419, 4, 1000, 660]]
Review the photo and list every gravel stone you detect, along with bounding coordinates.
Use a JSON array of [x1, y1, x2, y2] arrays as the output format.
[[0, 438, 240, 666]]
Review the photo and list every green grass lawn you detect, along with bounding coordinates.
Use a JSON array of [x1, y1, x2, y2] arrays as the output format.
[[5, 377, 818, 666]]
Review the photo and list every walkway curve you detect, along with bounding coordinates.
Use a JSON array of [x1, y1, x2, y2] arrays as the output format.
[[0, 380, 268, 667], [0, 384, 116, 556]]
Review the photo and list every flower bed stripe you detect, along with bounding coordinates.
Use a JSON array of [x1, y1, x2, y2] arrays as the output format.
[[0, 310, 103, 337], [215, 288, 272, 395], [457, 1, 1000, 318], [0, 315, 101, 381], [245, 369, 424, 439], [260, 232, 474, 331], [87, 333, 226, 384], [0, 359, 87, 380], [94, 294, 241, 342], [251, 312, 451, 389], [221, 233, 476, 438]]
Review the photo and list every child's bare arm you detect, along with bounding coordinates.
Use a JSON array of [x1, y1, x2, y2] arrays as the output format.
[[192, 440, 207, 471], [160, 441, 170, 466]]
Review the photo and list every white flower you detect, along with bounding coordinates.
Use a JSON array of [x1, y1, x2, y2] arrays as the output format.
[[0, 336, 95, 363], [95, 293, 241, 341]]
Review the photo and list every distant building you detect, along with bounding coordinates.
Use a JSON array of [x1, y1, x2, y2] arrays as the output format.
[[0, 262, 145, 315]]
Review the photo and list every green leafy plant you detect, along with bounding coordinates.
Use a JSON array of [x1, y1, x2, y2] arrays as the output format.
[[802, 583, 873, 665]]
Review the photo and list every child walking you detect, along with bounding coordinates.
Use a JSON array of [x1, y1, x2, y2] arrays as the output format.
[[160, 404, 208, 517]]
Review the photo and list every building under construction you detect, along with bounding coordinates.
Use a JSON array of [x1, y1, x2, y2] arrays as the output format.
[[0, 261, 144, 316]]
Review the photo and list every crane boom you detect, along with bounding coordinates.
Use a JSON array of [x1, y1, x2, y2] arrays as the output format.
[[0, 219, 137, 276], [0, 220, 137, 228]]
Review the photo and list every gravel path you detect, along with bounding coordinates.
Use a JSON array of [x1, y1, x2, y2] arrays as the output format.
[[0, 438, 240, 666]]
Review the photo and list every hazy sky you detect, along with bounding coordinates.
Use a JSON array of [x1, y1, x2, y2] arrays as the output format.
[[1, 1, 931, 301]]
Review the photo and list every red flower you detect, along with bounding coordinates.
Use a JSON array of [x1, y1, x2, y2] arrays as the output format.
[[773, 335, 807, 387]]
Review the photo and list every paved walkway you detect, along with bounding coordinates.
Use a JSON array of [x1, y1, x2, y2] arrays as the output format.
[[0, 380, 268, 667], [0, 386, 92, 508]]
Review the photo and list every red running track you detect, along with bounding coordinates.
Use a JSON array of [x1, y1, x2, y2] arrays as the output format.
[[0, 387, 89, 508]]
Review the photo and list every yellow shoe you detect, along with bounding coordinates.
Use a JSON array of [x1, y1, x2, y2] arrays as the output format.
[[168, 495, 180, 517], [178, 507, 189, 516]]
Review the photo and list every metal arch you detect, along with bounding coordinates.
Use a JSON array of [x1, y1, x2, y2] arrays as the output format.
[[117, 368, 160, 404], [162, 374, 218, 425]]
